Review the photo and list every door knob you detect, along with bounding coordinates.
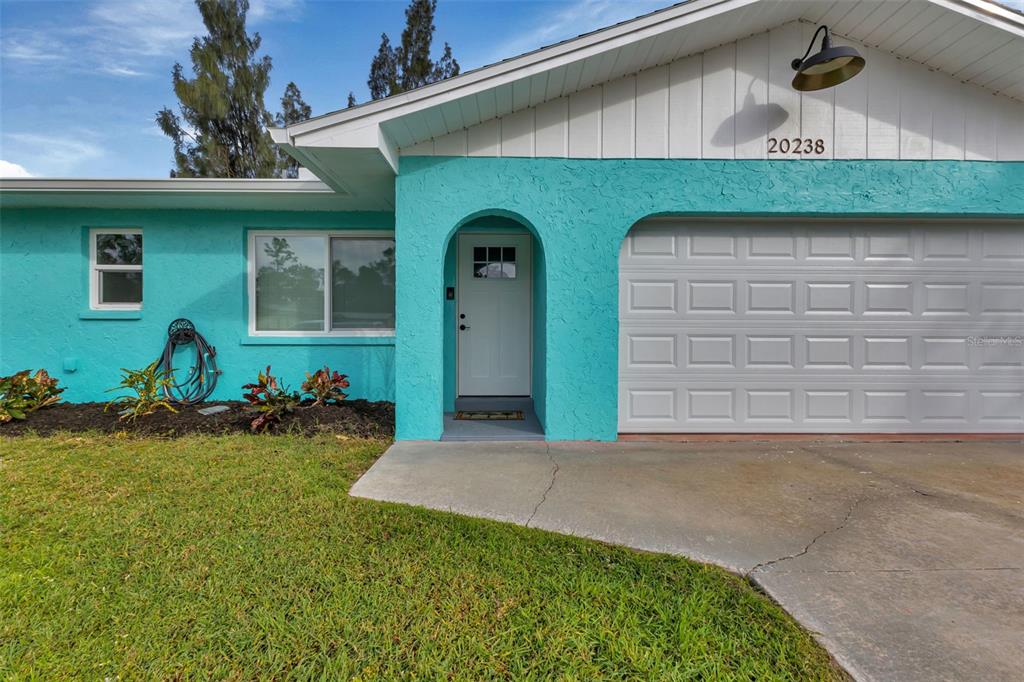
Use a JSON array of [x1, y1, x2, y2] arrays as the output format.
[[459, 324, 469, 330]]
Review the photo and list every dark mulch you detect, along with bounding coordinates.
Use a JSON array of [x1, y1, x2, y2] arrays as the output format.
[[0, 400, 394, 439]]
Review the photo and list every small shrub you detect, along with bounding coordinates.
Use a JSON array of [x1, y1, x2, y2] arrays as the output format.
[[0, 374, 32, 423], [242, 366, 300, 432], [105, 362, 178, 422], [0, 369, 65, 423], [301, 366, 350, 406], [22, 369, 65, 412]]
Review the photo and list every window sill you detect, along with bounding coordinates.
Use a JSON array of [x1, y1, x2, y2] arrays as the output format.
[[239, 336, 395, 346], [79, 309, 142, 320]]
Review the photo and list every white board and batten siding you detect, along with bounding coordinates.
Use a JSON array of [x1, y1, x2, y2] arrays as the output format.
[[618, 219, 1024, 433], [401, 22, 1024, 161]]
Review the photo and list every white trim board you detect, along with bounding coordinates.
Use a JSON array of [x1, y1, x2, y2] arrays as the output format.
[[1, 178, 336, 193]]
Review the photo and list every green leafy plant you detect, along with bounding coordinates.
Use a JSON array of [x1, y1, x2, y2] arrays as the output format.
[[0, 374, 32, 423], [22, 369, 65, 411], [242, 366, 300, 432], [301, 366, 350, 406], [105, 362, 178, 422], [0, 369, 65, 423]]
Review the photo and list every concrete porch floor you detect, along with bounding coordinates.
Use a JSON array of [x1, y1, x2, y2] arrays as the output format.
[[441, 397, 544, 441], [350, 439, 1024, 682]]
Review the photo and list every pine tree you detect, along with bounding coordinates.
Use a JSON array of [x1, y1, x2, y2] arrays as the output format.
[[275, 82, 312, 178], [368, 33, 399, 101], [156, 0, 278, 178], [277, 82, 312, 126], [431, 41, 459, 83], [366, 0, 460, 100]]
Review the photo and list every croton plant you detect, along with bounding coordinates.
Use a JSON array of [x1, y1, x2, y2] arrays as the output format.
[[242, 366, 301, 432], [301, 366, 350, 406], [0, 369, 65, 423]]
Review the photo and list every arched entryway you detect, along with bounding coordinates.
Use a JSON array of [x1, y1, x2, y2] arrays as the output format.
[[440, 213, 546, 440]]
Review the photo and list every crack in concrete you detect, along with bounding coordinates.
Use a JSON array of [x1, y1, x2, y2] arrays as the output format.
[[526, 444, 559, 528], [771, 566, 1024, 575], [749, 496, 865, 575]]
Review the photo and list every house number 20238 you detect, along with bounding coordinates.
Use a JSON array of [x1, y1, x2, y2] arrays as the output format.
[[767, 137, 825, 155]]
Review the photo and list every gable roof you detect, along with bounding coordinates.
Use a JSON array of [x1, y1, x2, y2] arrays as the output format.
[[271, 0, 1024, 204]]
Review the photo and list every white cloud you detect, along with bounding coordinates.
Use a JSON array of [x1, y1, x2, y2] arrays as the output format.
[[0, 36, 67, 63], [0, 160, 34, 178], [479, 0, 667, 67], [2, 133, 104, 177], [99, 64, 147, 78], [248, 0, 305, 23], [2, 0, 305, 78], [86, 0, 203, 59]]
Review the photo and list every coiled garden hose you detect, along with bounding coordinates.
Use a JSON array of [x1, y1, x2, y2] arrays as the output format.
[[156, 318, 221, 405]]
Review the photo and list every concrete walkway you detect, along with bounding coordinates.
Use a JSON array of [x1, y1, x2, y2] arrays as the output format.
[[350, 440, 1024, 681]]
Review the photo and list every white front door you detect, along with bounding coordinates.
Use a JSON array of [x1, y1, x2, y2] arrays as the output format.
[[458, 234, 532, 396]]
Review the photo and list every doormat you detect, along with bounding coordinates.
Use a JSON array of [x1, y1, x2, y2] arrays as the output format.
[[454, 410, 524, 421]]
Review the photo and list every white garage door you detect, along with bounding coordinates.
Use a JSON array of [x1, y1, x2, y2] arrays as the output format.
[[618, 220, 1024, 433]]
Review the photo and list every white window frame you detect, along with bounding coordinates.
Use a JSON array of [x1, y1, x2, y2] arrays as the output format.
[[247, 230, 396, 337], [89, 227, 143, 311]]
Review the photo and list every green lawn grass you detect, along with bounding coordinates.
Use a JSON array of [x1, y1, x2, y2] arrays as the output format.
[[1, 433, 841, 680]]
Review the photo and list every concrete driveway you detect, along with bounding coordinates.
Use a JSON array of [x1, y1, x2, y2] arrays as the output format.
[[351, 439, 1024, 681]]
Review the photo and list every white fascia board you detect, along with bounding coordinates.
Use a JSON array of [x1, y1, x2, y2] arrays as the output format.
[[936, 0, 1024, 38], [0, 178, 337, 193], [276, 120, 401, 188], [273, 143, 355, 195]]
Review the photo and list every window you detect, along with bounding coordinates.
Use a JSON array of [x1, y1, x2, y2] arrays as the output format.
[[90, 229, 142, 309], [473, 246, 517, 279], [249, 231, 395, 336]]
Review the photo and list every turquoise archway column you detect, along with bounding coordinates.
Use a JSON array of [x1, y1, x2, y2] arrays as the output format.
[[394, 212, 448, 440], [540, 219, 621, 440]]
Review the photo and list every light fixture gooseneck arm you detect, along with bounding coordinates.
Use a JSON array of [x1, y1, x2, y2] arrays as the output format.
[[791, 25, 830, 70]]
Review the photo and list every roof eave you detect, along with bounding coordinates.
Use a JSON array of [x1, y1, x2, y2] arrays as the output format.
[[0, 178, 338, 193], [0, 178, 394, 211]]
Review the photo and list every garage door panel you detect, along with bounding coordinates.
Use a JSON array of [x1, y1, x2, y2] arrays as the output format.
[[621, 328, 1020, 374], [623, 222, 1024, 267], [619, 220, 1024, 433], [620, 276, 1018, 322], [619, 383, 1024, 432]]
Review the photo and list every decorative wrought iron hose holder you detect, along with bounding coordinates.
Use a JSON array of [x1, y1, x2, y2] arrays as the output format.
[[156, 318, 221, 405]]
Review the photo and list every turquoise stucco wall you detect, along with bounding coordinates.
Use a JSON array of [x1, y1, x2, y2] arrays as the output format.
[[394, 157, 1024, 441], [442, 235, 458, 412], [531, 234, 546, 430], [0, 208, 396, 403]]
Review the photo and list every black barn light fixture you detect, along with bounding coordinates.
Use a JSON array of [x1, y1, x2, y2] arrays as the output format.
[[791, 25, 865, 91]]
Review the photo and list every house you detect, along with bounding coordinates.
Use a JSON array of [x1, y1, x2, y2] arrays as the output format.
[[2, 0, 1023, 441]]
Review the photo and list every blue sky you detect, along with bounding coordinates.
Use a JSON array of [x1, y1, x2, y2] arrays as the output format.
[[0, 0, 667, 178]]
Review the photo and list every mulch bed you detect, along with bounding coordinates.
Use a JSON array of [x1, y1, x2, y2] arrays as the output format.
[[0, 400, 394, 439]]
